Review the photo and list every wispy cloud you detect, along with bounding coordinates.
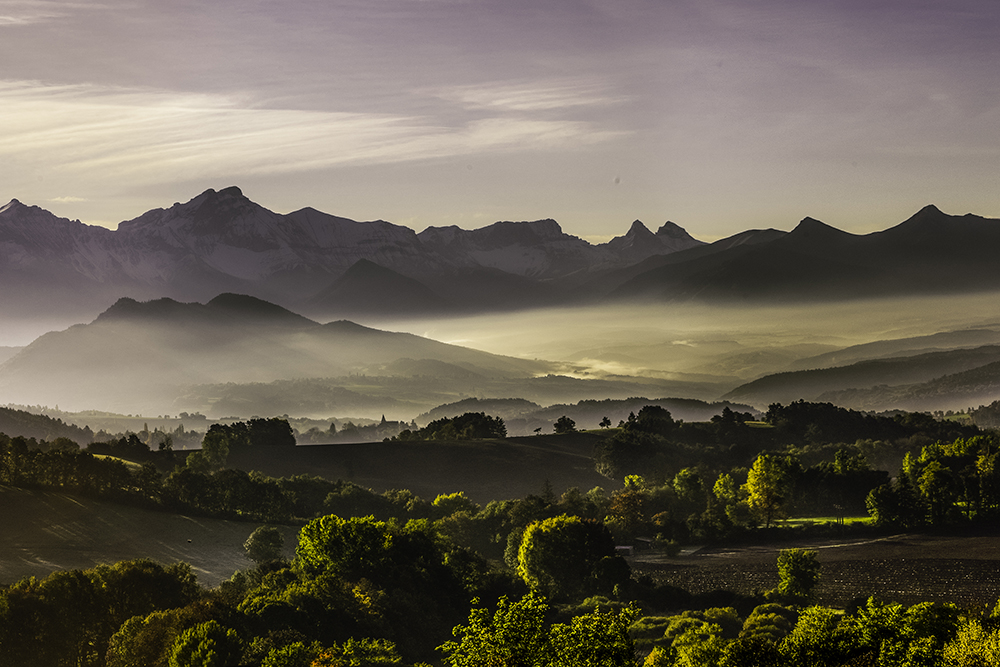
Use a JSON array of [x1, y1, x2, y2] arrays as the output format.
[[0, 80, 622, 183], [50, 196, 87, 202], [432, 78, 625, 112], [0, 0, 104, 26]]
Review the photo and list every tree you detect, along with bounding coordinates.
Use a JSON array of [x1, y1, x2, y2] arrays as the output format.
[[248, 417, 297, 447], [168, 621, 242, 667], [107, 607, 202, 667], [312, 638, 404, 666], [780, 605, 851, 666], [262, 641, 322, 667], [942, 620, 1000, 666], [398, 413, 507, 441], [600, 416, 612, 429], [771, 549, 821, 605], [439, 593, 551, 667], [866, 474, 926, 528], [440, 594, 638, 667], [918, 460, 959, 524], [516, 514, 619, 599], [244, 526, 285, 564], [553, 416, 577, 434], [744, 454, 789, 528], [547, 603, 639, 667]]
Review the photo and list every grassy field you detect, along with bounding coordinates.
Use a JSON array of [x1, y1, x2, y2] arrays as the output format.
[[230, 432, 613, 504], [0, 485, 298, 587]]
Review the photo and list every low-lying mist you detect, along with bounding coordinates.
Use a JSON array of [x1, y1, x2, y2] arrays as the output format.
[[379, 292, 1000, 383], [2, 291, 1000, 420]]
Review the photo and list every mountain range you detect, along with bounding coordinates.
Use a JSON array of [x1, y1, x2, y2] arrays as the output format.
[[4, 188, 1000, 321], [0, 187, 702, 321]]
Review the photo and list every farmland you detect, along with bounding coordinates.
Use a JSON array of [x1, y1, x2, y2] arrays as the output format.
[[635, 526, 1000, 609]]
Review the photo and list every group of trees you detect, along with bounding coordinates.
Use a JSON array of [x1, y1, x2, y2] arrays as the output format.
[[640, 596, 999, 667], [394, 412, 507, 441], [866, 434, 1000, 528], [187, 418, 295, 472]]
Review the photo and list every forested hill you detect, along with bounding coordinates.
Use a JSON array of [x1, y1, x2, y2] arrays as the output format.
[[0, 407, 93, 443]]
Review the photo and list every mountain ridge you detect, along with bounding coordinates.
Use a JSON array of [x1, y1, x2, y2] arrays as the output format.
[[4, 190, 1000, 319], [0, 187, 705, 319]]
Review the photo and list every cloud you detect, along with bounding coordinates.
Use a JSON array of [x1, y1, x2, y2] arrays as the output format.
[[0, 0, 105, 26], [431, 78, 625, 112], [0, 80, 623, 184], [50, 196, 88, 202]]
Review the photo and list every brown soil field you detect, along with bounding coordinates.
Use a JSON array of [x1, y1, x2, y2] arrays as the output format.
[[632, 527, 1000, 609]]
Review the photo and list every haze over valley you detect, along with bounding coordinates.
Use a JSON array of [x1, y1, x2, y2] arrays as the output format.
[[4, 188, 1000, 429]]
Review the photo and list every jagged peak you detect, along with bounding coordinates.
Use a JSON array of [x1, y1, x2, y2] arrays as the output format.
[[625, 220, 653, 236], [655, 220, 700, 242], [216, 185, 244, 198], [790, 217, 848, 234]]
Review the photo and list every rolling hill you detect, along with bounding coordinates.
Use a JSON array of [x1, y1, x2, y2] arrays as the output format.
[[0, 294, 554, 414], [723, 344, 1000, 409]]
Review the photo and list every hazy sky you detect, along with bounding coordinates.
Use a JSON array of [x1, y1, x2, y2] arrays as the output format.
[[3, 0, 999, 241]]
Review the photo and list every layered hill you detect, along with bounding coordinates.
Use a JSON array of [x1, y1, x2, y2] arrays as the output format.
[[0, 294, 554, 414], [0, 294, 736, 418]]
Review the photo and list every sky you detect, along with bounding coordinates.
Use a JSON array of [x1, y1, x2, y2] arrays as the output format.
[[2, 0, 1000, 242]]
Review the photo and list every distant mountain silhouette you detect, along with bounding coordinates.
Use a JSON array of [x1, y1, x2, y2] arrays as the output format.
[[0, 187, 705, 320], [787, 329, 1000, 371], [820, 358, 1000, 412], [723, 344, 1000, 408], [609, 206, 1000, 302], [4, 189, 1000, 317], [307, 259, 448, 316], [0, 295, 551, 413]]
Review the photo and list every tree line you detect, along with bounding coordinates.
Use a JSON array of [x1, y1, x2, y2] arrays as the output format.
[[4, 401, 1000, 664]]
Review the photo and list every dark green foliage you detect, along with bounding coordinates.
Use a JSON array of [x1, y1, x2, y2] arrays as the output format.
[[396, 412, 506, 441], [622, 405, 675, 437], [0, 407, 94, 443], [770, 549, 821, 605], [168, 620, 243, 667], [86, 434, 152, 462], [292, 514, 480, 657], [163, 468, 293, 521], [553, 416, 577, 434], [0, 559, 200, 667], [439, 593, 638, 667], [189, 418, 296, 471], [248, 418, 297, 447], [245, 526, 285, 564], [593, 428, 665, 479], [765, 400, 979, 446], [516, 514, 620, 599]]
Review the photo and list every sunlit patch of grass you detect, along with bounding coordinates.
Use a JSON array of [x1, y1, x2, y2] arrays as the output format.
[[91, 454, 143, 470], [781, 516, 872, 526]]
